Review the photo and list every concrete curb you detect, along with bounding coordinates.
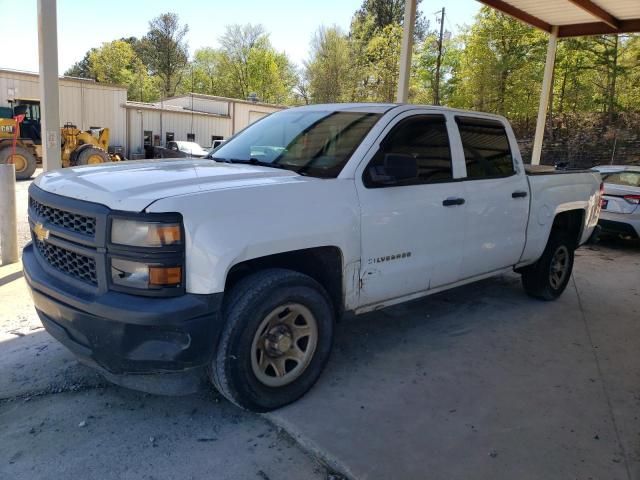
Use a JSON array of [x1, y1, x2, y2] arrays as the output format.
[[264, 411, 356, 480]]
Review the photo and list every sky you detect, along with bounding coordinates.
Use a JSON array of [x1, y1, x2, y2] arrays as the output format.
[[1, 0, 480, 74]]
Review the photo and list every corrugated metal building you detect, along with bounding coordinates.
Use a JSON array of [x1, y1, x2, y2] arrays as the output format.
[[0, 69, 286, 157], [0, 68, 128, 149], [125, 94, 285, 155]]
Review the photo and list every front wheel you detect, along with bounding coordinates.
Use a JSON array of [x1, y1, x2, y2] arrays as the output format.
[[210, 269, 334, 412], [73, 147, 110, 166], [0, 146, 37, 180], [521, 233, 575, 301]]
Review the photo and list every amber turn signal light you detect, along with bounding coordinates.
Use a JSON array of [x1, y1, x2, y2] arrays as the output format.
[[149, 266, 182, 286], [147, 224, 182, 246]]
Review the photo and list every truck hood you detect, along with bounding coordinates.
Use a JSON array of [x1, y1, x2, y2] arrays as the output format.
[[34, 159, 302, 211]]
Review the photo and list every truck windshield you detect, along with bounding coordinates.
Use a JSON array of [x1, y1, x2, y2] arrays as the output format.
[[209, 110, 382, 178]]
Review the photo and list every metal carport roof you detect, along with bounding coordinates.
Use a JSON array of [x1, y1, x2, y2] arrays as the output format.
[[478, 0, 640, 37]]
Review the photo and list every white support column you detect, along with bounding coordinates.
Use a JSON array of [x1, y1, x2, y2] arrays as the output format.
[[0, 164, 18, 264], [396, 0, 417, 103], [37, 0, 61, 171], [531, 26, 558, 165]]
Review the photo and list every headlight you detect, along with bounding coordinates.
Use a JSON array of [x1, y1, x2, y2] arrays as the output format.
[[111, 258, 182, 290], [111, 218, 182, 247]]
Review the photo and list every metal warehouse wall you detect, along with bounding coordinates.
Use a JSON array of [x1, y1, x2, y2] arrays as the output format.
[[0, 69, 127, 149], [233, 102, 280, 134], [126, 107, 232, 154]]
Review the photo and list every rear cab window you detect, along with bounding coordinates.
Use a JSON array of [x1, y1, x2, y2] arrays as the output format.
[[456, 117, 515, 179]]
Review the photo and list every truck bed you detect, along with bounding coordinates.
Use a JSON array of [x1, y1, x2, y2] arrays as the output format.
[[524, 165, 592, 175]]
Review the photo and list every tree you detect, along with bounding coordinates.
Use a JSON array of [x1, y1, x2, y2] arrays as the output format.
[[190, 47, 225, 95], [293, 67, 312, 105], [215, 24, 296, 103], [354, 0, 428, 41], [305, 26, 353, 103], [413, 32, 461, 105], [448, 7, 546, 119], [89, 40, 137, 85], [365, 24, 403, 102], [139, 12, 189, 98], [218, 24, 268, 99], [64, 50, 95, 79]]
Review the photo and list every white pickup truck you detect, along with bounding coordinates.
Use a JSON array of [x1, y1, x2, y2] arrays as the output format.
[[23, 104, 602, 412]]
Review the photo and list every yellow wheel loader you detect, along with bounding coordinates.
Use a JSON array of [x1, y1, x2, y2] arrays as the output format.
[[0, 100, 122, 180]]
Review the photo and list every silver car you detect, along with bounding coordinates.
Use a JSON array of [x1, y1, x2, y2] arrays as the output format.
[[592, 165, 640, 238]]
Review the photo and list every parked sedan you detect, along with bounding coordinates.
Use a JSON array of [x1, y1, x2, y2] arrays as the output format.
[[592, 165, 640, 238]]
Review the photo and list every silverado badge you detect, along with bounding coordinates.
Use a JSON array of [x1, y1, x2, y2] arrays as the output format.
[[33, 222, 50, 241]]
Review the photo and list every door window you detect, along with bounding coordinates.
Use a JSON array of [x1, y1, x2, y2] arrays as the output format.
[[364, 115, 452, 188], [456, 117, 514, 179]]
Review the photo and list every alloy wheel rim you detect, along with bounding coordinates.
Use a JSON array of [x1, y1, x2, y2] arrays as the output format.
[[549, 245, 569, 289], [250, 303, 318, 388]]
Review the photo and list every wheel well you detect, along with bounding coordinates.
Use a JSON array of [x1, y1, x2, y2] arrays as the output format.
[[551, 210, 585, 248], [225, 246, 344, 315]]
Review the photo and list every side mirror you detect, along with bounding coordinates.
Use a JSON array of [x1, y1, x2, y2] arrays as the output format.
[[383, 153, 418, 182]]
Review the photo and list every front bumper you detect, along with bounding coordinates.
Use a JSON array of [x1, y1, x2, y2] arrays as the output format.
[[23, 242, 224, 394]]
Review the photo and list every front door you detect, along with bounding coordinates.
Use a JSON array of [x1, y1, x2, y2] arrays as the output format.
[[356, 112, 467, 307]]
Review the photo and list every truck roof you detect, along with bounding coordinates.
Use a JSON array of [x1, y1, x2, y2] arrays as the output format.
[[290, 103, 509, 123]]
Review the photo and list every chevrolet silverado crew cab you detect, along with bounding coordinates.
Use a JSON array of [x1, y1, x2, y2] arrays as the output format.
[[23, 104, 602, 412]]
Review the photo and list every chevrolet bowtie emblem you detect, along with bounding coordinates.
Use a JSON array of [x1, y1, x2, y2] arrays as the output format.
[[33, 222, 50, 241]]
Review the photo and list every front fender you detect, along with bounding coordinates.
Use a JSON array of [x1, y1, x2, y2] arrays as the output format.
[[146, 179, 361, 295]]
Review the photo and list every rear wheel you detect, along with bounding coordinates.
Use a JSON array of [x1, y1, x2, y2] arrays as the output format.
[[0, 146, 37, 180], [74, 147, 110, 166], [210, 269, 334, 412], [521, 233, 575, 300]]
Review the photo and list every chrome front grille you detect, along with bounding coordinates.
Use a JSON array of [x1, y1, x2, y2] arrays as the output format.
[[29, 197, 96, 237], [33, 237, 98, 285]]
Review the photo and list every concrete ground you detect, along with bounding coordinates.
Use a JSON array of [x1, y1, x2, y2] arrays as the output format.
[[1, 173, 639, 479], [268, 238, 640, 480]]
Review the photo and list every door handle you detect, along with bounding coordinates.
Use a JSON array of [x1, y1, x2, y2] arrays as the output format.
[[442, 197, 465, 207], [512, 191, 528, 198]]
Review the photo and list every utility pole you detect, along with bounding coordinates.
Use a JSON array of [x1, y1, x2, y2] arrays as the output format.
[[434, 7, 445, 106]]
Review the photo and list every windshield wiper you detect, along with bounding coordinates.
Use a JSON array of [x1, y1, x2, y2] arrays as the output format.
[[226, 158, 291, 170]]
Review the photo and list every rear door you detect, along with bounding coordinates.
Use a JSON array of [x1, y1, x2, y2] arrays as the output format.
[[454, 116, 529, 279], [355, 111, 467, 307]]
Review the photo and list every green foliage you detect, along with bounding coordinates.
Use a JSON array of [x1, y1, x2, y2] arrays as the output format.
[[445, 7, 547, 116], [364, 24, 403, 102], [185, 24, 297, 104], [64, 50, 95, 79], [306, 26, 352, 103]]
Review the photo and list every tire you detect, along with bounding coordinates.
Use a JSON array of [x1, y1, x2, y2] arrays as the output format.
[[0, 145, 37, 180], [211, 268, 335, 412], [73, 147, 110, 166], [521, 233, 575, 301]]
